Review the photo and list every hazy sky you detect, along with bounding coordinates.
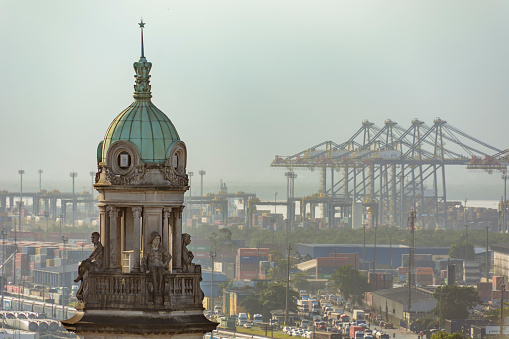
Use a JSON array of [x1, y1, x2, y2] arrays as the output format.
[[1, 1, 508, 201]]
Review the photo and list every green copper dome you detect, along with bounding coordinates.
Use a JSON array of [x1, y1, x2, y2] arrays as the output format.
[[101, 100, 180, 164], [100, 25, 180, 164]]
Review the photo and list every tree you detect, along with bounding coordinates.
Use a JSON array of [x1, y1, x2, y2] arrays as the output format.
[[239, 282, 298, 319], [267, 250, 296, 282], [329, 265, 370, 305], [449, 242, 475, 260], [484, 302, 509, 324], [240, 295, 263, 316], [433, 285, 480, 321], [291, 271, 311, 292], [411, 315, 438, 333], [431, 332, 467, 339]]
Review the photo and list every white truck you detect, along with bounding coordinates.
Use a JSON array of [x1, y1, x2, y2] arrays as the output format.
[[352, 309, 366, 325], [237, 313, 248, 326]]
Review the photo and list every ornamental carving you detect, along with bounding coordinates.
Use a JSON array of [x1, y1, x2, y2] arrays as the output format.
[[104, 164, 146, 185], [164, 167, 189, 186]]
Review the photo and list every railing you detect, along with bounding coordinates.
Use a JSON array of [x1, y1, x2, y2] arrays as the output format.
[[84, 271, 203, 310]]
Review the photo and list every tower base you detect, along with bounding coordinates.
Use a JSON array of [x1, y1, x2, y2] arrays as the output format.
[[62, 309, 217, 339]]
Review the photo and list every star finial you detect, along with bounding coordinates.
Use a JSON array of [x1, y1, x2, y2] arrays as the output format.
[[139, 18, 145, 58]]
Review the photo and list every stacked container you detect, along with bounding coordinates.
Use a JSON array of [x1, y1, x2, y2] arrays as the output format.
[[236, 248, 269, 280], [415, 267, 433, 285], [315, 254, 358, 279]]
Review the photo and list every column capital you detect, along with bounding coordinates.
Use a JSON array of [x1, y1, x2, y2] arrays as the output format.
[[163, 207, 172, 218], [132, 206, 143, 218], [107, 206, 120, 218]]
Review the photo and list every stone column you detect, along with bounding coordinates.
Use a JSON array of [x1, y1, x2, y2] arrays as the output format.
[[163, 207, 172, 271], [99, 205, 109, 270], [173, 206, 183, 272], [132, 206, 142, 273], [108, 206, 120, 271]]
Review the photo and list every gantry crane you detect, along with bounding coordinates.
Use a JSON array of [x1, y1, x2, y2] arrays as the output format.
[[272, 118, 507, 228]]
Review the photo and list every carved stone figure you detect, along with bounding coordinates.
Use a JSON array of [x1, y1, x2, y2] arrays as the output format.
[[74, 232, 104, 301], [182, 233, 196, 273], [141, 232, 171, 304]]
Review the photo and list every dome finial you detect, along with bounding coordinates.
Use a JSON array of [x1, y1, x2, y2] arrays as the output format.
[[133, 18, 152, 100], [139, 18, 145, 59]]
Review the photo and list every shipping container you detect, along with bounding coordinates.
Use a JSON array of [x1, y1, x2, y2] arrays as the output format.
[[239, 256, 268, 264], [239, 263, 259, 271], [238, 271, 257, 280], [238, 248, 270, 256]]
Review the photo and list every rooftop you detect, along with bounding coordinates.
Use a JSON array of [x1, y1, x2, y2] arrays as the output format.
[[373, 287, 434, 305]]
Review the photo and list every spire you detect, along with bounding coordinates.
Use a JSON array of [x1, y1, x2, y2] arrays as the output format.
[[133, 19, 152, 101], [139, 18, 145, 58]]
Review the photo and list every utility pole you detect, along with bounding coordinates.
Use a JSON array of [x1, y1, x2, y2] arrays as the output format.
[[486, 225, 490, 280], [285, 245, 292, 326], [210, 251, 216, 313], [438, 286, 442, 330], [62, 235, 68, 319], [408, 209, 416, 325], [372, 223, 377, 273], [500, 279, 505, 339]]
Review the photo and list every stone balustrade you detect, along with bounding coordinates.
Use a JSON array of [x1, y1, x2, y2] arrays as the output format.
[[83, 271, 203, 311]]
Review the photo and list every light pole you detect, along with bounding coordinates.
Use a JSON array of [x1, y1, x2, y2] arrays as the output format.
[[38, 169, 43, 191], [69, 172, 78, 227], [61, 235, 68, 319], [285, 245, 292, 326], [16, 169, 24, 285], [209, 251, 216, 313], [1, 228, 6, 310]]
